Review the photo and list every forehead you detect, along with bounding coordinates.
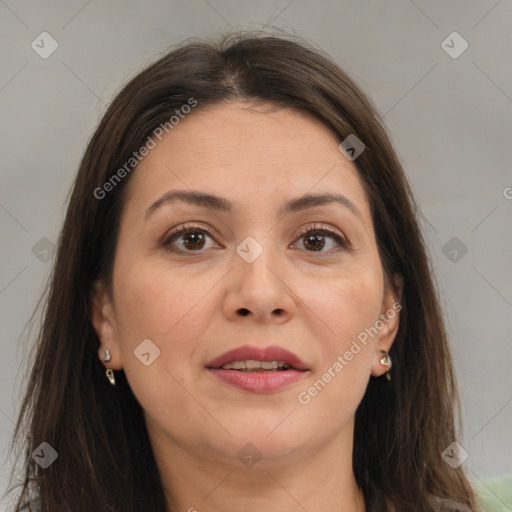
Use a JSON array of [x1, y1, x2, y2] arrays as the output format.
[[142, 102, 343, 166], [122, 102, 371, 221]]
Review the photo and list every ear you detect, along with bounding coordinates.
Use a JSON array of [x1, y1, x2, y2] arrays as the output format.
[[370, 273, 403, 378], [90, 280, 123, 371]]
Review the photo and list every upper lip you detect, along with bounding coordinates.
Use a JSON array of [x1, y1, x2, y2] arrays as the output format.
[[206, 345, 309, 371]]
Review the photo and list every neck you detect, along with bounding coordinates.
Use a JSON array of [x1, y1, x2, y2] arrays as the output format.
[[148, 418, 367, 512]]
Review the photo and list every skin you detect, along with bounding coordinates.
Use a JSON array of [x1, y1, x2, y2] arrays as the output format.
[[91, 102, 402, 512]]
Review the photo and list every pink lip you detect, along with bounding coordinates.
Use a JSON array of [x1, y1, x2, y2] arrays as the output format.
[[205, 344, 309, 393], [207, 368, 306, 393]]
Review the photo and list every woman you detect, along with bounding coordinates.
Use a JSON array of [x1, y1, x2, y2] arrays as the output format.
[[6, 31, 479, 511]]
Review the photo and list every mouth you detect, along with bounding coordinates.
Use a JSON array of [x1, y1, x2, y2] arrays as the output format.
[[205, 345, 309, 393], [217, 360, 297, 372], [205, 344, 309, 372]]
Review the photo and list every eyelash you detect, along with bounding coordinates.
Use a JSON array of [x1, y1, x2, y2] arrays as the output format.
[[161, 223, 348, 255]]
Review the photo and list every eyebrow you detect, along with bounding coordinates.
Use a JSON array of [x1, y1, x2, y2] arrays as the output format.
[[144, 189, 363, 220]]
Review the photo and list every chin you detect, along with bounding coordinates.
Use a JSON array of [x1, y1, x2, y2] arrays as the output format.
[[214, 418, 312, 457]]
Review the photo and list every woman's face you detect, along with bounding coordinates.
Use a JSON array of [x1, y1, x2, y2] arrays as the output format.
[[92, 102, 400, 470]]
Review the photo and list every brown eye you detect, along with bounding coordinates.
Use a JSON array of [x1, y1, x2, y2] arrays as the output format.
[[162, 223, 347, 255], [303, 232, 328, 251], [293, 225, 347, 253], [162, 226, 217, 253], [179, 230, 206, 250]]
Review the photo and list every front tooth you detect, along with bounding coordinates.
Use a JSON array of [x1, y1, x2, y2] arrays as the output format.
[[220, 360, 286, 370], [260, 361, 278, 370], [244, 360, 262, 369]]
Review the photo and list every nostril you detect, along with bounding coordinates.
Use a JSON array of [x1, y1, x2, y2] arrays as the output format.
[[238, 308, 250, 316]]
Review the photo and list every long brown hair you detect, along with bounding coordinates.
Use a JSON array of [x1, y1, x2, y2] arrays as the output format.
[[5, 30, 479, 512]]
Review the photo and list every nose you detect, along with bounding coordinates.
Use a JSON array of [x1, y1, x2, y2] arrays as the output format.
[[222, 239, 296, 324]]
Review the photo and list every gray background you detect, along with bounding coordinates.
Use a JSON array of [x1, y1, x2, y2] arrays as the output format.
[[1, 0, 511, 508]]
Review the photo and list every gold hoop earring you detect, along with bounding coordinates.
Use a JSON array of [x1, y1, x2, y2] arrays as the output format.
[[106, 368, 116, 386]]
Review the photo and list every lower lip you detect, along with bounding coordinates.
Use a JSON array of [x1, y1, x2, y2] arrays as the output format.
[[207, 368, 307, 393]]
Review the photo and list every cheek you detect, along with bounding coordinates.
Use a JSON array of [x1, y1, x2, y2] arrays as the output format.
[[112, 258, 219, 374], [296, 263, 384, 353], [292, 263, 383, 411], [110, 262, 214, 422], [293, 283, 379, 430], [117, 268, 206, 334]]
